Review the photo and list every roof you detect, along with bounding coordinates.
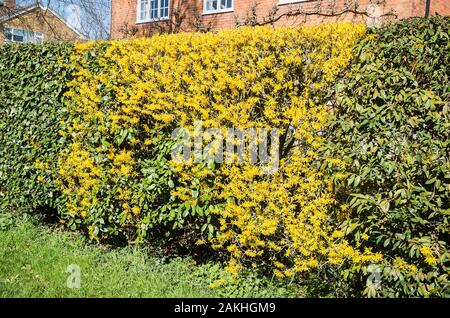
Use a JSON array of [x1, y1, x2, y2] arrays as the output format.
[[0, 4, 35, 23], [0, 3, 86, 39]]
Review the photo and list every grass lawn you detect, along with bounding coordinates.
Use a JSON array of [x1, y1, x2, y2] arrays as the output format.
[[0, 214, 302, 298]]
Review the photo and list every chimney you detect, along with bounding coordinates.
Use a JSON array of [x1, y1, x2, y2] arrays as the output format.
[[3, 0, 16, 8]]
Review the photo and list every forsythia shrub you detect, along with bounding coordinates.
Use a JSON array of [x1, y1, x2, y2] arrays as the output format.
[[208, 25, 380, 277], [327, 16, 450, 297], [0, 43, 72, 213], [58, 24, 381, 276]]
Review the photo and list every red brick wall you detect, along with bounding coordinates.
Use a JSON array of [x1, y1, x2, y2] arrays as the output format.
[[430, 0, 450, 16], [111, 0, 450, 39]]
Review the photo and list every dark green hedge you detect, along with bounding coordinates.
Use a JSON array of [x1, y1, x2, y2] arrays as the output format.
[[327, 16, 449, 297], [0, 43, 73, 213]]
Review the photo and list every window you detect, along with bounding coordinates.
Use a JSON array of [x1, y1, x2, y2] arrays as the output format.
[[204, 0, 233, 14], [4, 28, 44, 44], [34, 32, 44, 43], [137, 0, 169, 23]]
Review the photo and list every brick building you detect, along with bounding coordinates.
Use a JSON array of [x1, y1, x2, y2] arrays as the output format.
[[111, 0, 450, 38], [0, 0, 85, 44]]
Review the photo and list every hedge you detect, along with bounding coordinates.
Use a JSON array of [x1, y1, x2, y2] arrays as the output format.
[[326, 16, 449, 297], [0, 43, 72, 213], [0, 17, 448, 297]]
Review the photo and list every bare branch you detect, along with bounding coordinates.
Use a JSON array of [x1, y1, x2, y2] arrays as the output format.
[[235, 0, 397, 27]]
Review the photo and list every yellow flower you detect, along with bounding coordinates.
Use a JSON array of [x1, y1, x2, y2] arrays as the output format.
[[420, 246, 438, 265], [196, 239, 206, 246], [209, 278, 226, 289], [131, 206, 140, 215]]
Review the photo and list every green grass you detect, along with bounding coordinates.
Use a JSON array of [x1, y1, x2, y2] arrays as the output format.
[[0, 214, 303, 298]]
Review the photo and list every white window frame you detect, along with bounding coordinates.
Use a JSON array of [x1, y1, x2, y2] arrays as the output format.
[[203, 0, 233, 15], [278, 0, 309, 6], [34, 32, 44, 43], [4, 28, 44, 44], [137, 0, 170, 23]]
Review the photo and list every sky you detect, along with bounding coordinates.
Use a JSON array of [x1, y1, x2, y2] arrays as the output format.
[[17, 0, 111, 39]]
